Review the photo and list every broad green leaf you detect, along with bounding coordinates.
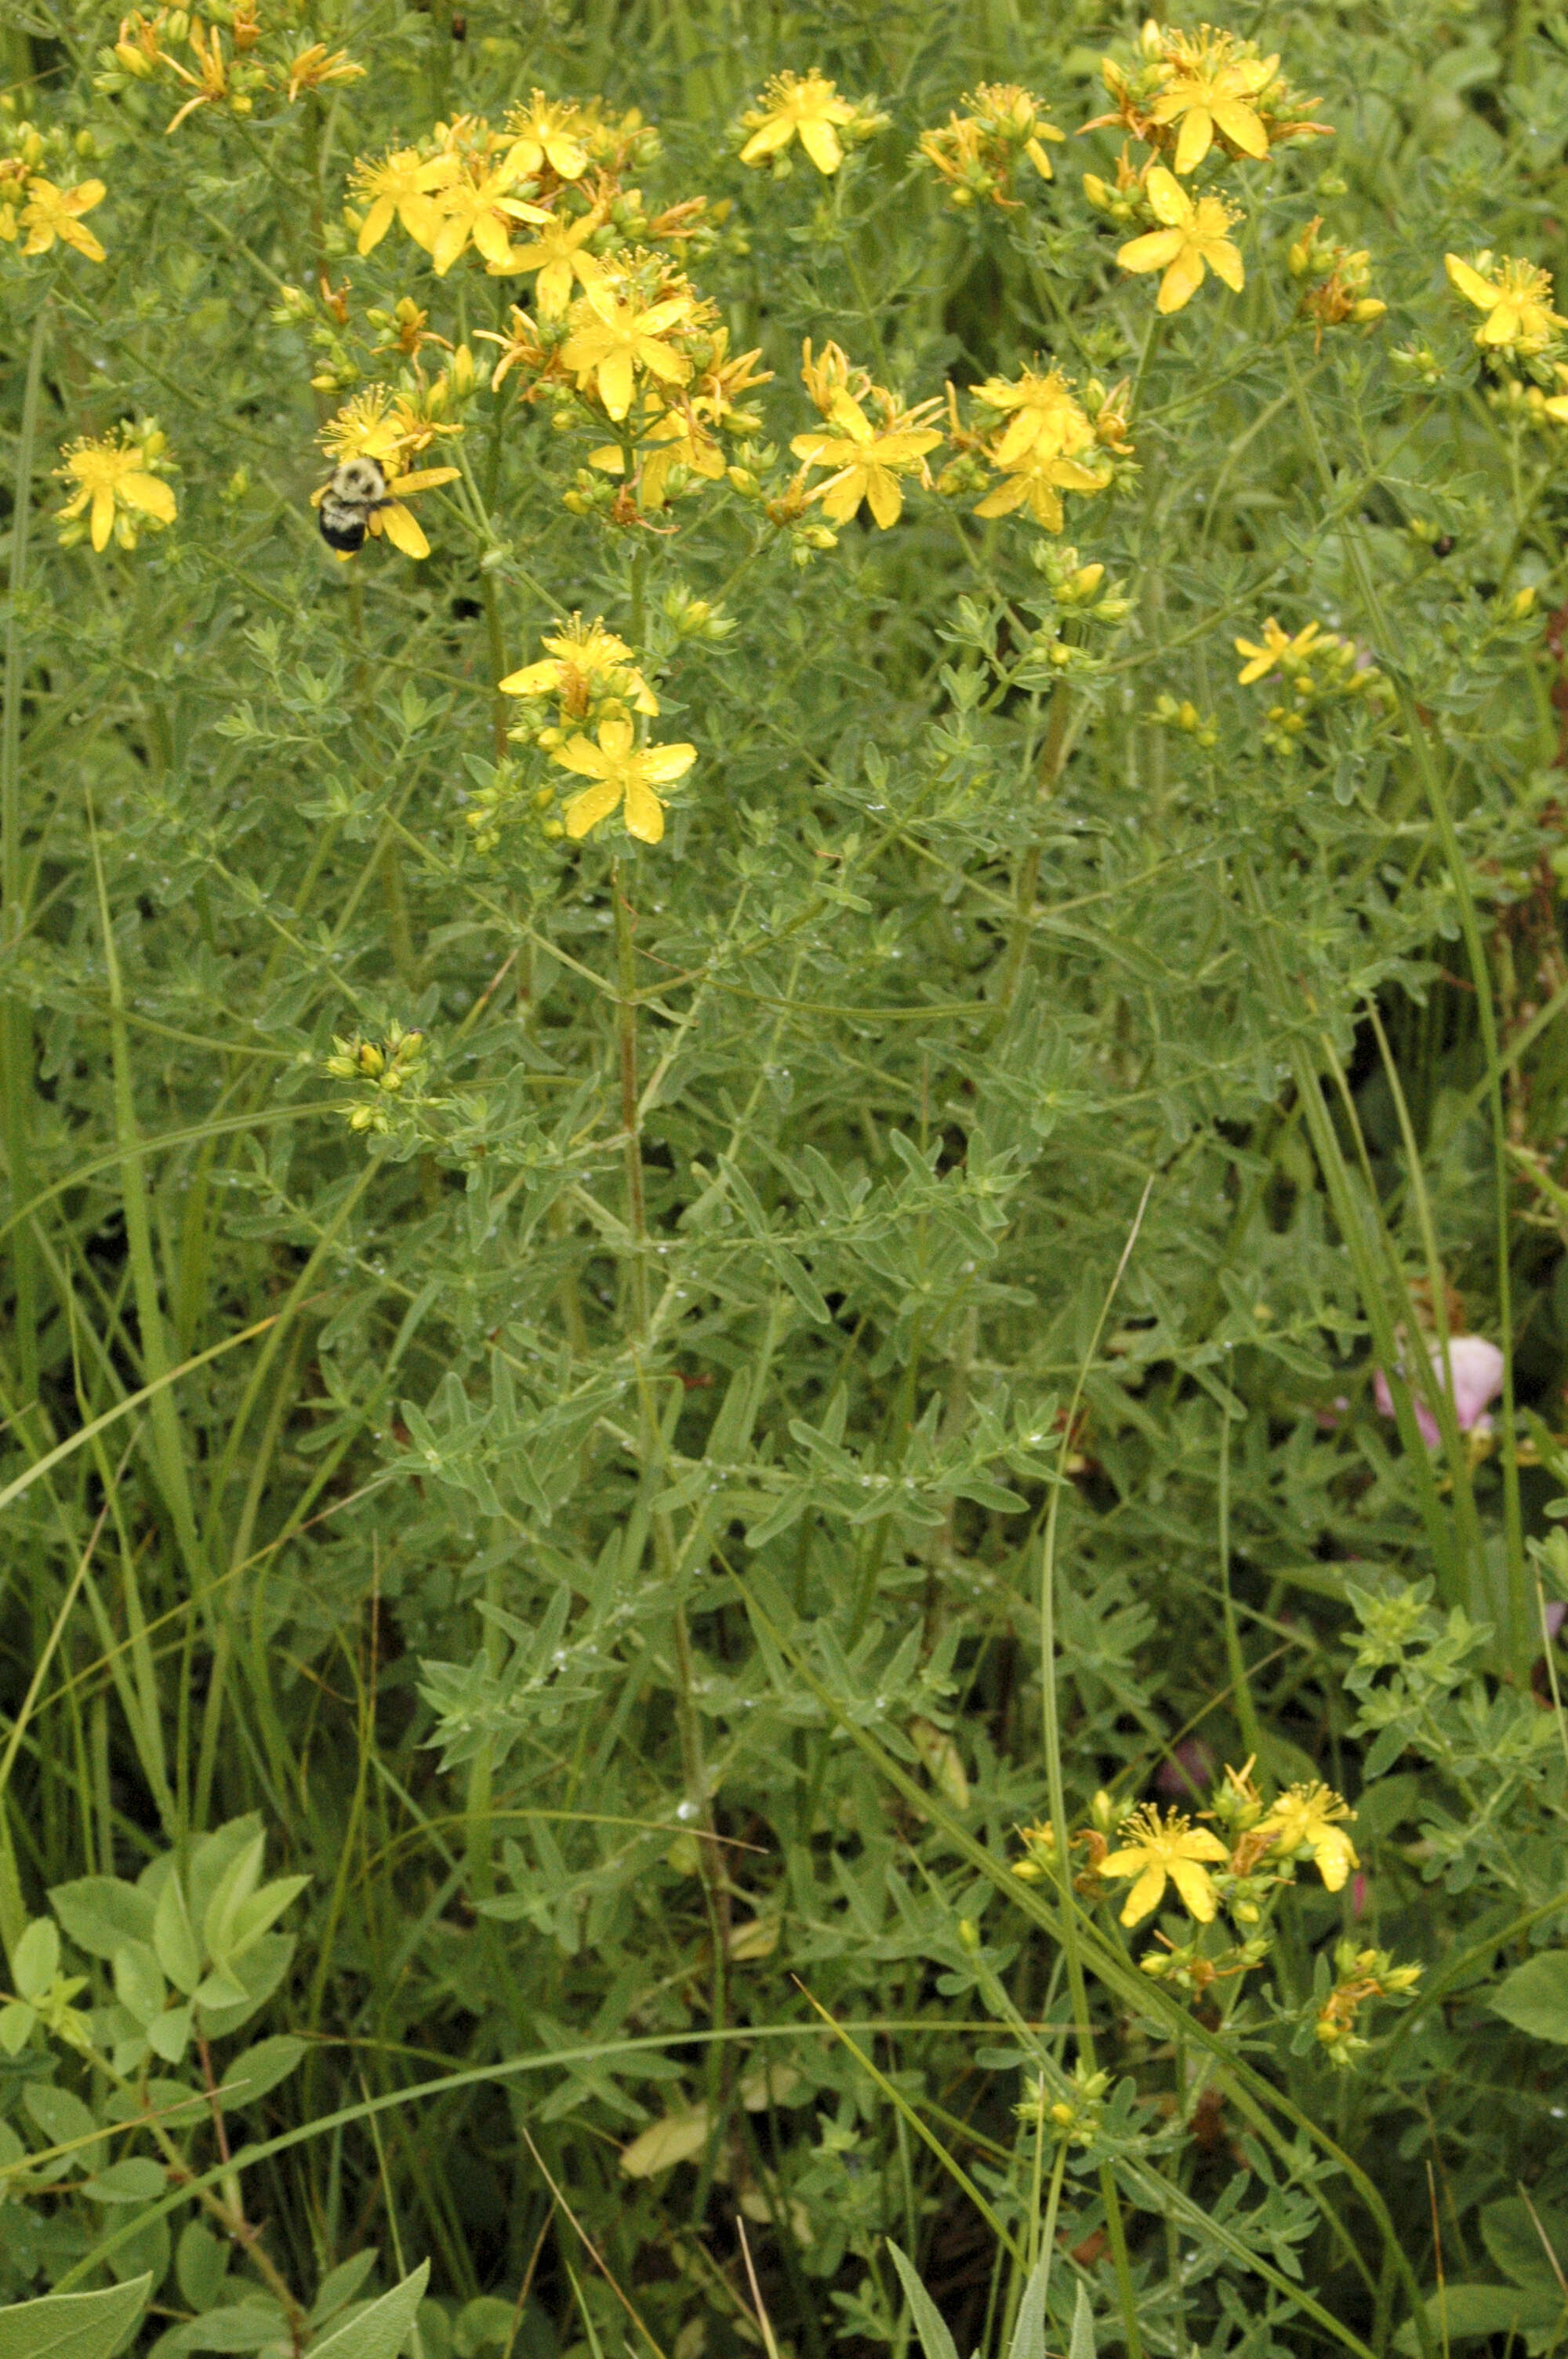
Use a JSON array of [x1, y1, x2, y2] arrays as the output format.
[[1492, 1953, 1568, 2043], [82, 2155, 168, 2202], [0, 2274, 150, 2359], [176, 2219, 229, 2311], [113, 1939, 167, 2030], [49, 1878, 156, 1961], [217, 2034, 306, 2107], [200, 1834, 266, 1963], [217, 1874, 308, 1965], [310, 2261, 431, 2359], [886, 2241, 961, 2359], [153, 1874, 203, 1998], [12, 1919, 58, 2003], [147, 2299, 288, 2353], [1394, 2286, 1566, 2353], [1481, 2197, 1568, 2292], [310, 2250, 379, 2328], [24, 2081, 103, 2175], [147, 2001, 194, 2064]]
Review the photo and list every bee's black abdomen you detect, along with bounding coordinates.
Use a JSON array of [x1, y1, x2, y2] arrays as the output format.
[[319, 500, 369, 553]]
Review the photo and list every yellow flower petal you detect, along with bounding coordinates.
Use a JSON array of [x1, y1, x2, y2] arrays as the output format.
[[118, 472, 176, 522], [1157, 249, 1207, 313], [563, 778, 622, 837], [1119, 1864, 1167, 1926], [1168, 1858, 1219, 1922], [799, 115, 844, 173], [377, 501, 430, 558], [622, 775, 666, 842], [1444, 253, 1499, 312]]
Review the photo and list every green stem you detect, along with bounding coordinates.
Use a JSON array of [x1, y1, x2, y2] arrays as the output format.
[[1218, 1375, 1263, 1763], [1039, 1179, 1153, 2359], [3, 304, 47, 1420], [612, 860, 649, 1341]]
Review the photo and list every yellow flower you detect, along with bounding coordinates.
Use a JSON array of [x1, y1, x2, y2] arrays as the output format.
[[54, 423, 176, 554], [1117, 165, 1244, 313], [973, 365, 1094, 467], [975, 443, 1110, 533], [1098, 1805, 1230, 1927], [558, 276, 695, 420], [1445, 252, 1566, 360], [423, 157, 549, 276], [1149, 28, 1273, 173], [790, 387, 943, 529], [503, 91, 589, 182], [1234, 616, 1327, 683], [739, 70, 859, 175], [350, 147, 459, 255], [1255, 1783, 1357, 1891], [499, 616, 659, 718], [316, 391, 461, 560], [20, 177, 106, 262], [503, 203, 605, 314], [550, 714, 695, 845], [284, 45, 365, 103]]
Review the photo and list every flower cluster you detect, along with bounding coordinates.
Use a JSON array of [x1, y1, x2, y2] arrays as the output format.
[[916, 83, 1064, 210], [1085, 20, 1330, 177], [1233, 614, 1383, 751], [499, 619, 693, 848], [1289, 217, 1387, 347], [98, 5, 364, 133], [0, 107, 109, 263], [324, 1024, 427, 1133], [1017, 1761, 1364, 1937], [736, 70, 886, 177], [54, 421, 176, 554], [1082, 20, 1331, 316], [348, 98, 682, 285], [941, 362, 1127, 536], [1313, 1940, 1421, 2067], [313, 379, 466, 559], [782, 342, 944, 533]]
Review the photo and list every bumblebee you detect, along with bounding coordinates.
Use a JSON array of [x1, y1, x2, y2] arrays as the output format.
[[318, 456, 388, 553]]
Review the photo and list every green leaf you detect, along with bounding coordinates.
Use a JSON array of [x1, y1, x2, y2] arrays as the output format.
[[1393, 2287, 1566, 2353], [147, 2001, 194, 2064], [200, 1834, 266, 1964], [886, 2241, 960, 2359], [217, 2034, 306, 2108], [24, 2081, 104, 2175], [1481, 2198, 1568, 2292], [12, 1919, 57, 2003], [147, 2300, 289, 2353], [1492, 1953, 1568, 2042], [309, 2262, 431, 2359], [113, 1940, 167, 2030], [1069, 2284, 1096, 2359], [219, 1874, 308, 1964], [49, 1878, 156, 1961], [1006, 2247, 1050, 2359], [0, 2275, 150, 2359], [82, 2156, 168, 2202], [153, 1874, 203, 1997]]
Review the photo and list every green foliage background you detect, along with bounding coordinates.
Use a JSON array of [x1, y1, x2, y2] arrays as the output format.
[[8, 0, 1568, 2353]]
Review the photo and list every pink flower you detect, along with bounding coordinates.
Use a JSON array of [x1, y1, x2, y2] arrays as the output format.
[[1373, 1335, 1505, 1448]]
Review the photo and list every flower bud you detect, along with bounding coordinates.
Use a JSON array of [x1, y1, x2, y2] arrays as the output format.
[[956, 1917, 980, 1953], [1513, 585, 1537, 617]]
